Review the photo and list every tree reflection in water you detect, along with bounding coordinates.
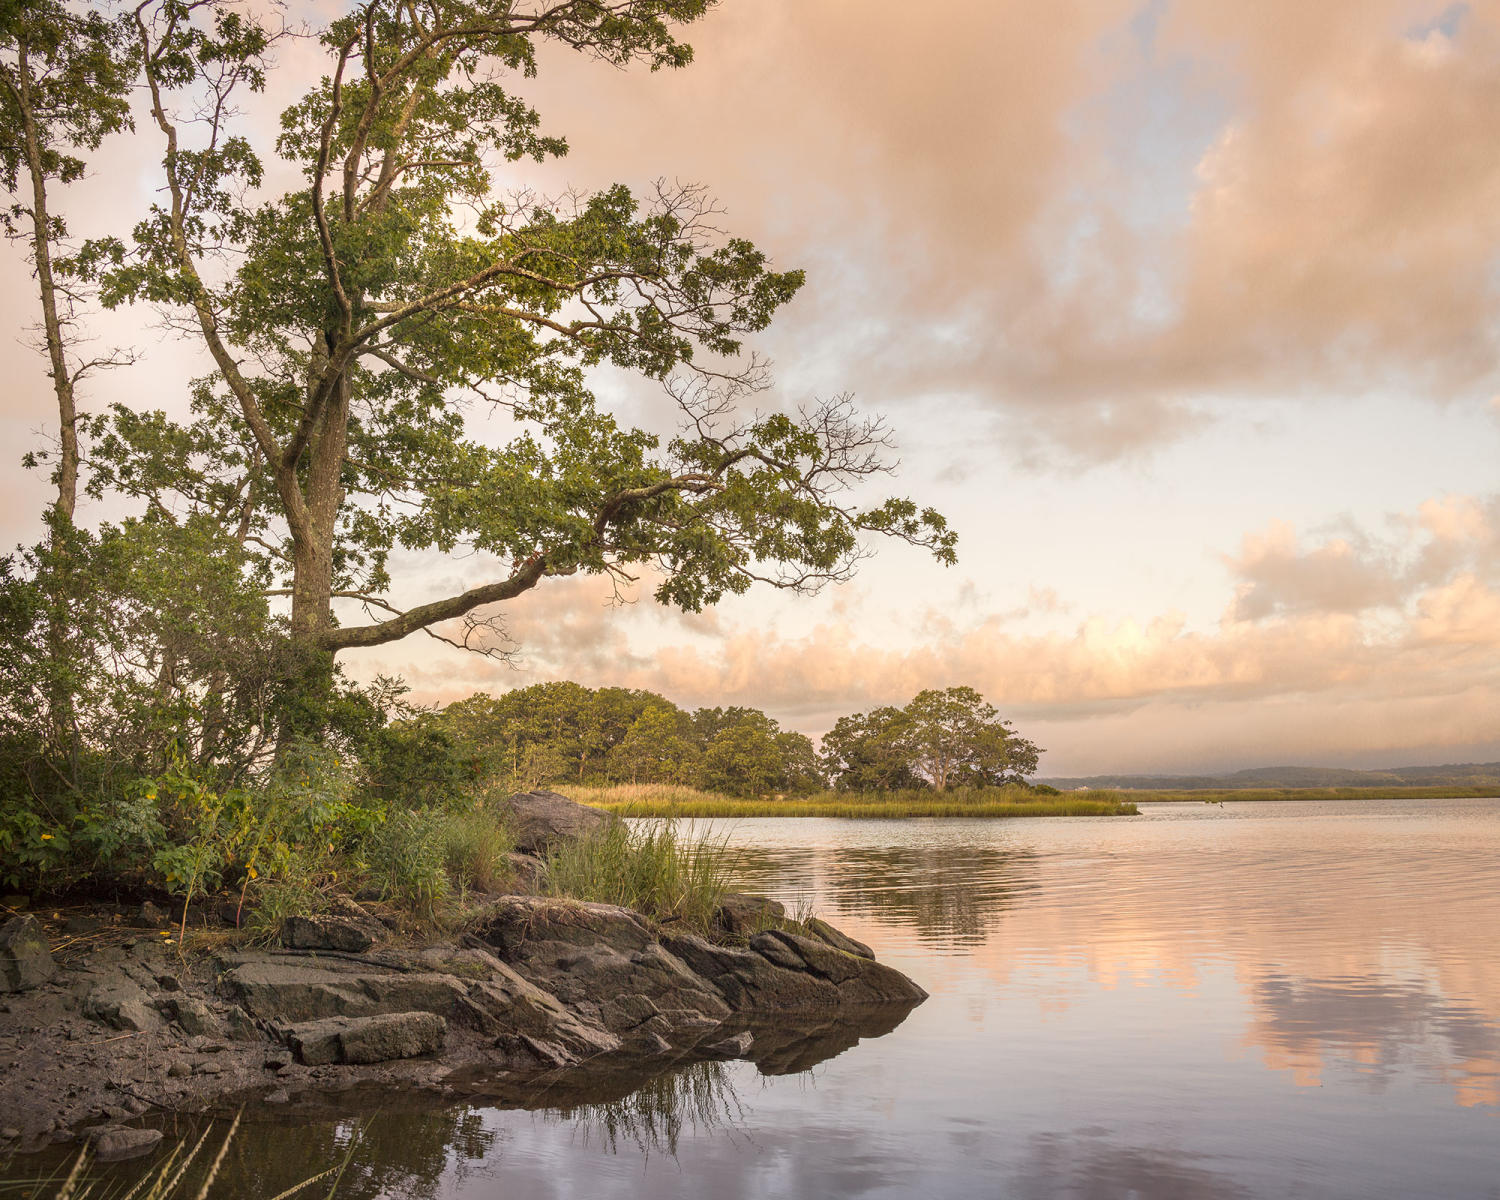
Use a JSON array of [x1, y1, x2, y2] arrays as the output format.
[[733, 843, 1039, 946]]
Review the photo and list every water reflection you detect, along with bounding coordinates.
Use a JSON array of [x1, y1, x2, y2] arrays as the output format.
[[1010, 1132, 1254, 1200], [1246, 973, 1500, 1104], [64, 801, 1500, 1199], [552, 1060, 742, 1157], [734, 841, 1039, 945]]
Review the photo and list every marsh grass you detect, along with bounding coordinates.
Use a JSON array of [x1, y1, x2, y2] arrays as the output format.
[[564, 784, 1137, 819], [543, 820, 739, 934]]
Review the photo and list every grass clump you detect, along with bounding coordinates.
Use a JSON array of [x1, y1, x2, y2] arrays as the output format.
[[360, 809, 453, 922], [543, 820, 738, 935], [438, 808, 514, 894]]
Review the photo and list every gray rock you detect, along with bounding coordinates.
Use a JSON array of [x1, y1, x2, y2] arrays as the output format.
[[164, 995, 222, 1037], [499, 789, 612, 855], [283, 1011, 446, 1066], [0, 916, 56, 993], [84, 979, 162, 1032], [281, 914, 375, 954], [504, 852, 549, 891], [133, 902, 168, 929], [263, 1088, 290, 1104], [716, 893, 786, 937], [803, 916, 875, 960], [225, 1005, 260, 1041], [700, 1030, 754, 1059], [87, 1125, 163, 1162], [221, 960, 469, 1024]]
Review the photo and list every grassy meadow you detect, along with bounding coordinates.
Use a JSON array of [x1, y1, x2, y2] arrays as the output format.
[[561, 784, 1140, 818]]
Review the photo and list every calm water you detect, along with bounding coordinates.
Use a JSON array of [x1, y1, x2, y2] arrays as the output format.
[[149, 800, 1500, 1197]]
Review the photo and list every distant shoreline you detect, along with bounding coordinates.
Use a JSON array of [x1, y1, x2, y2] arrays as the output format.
[[1082, 785, 1500, 803]]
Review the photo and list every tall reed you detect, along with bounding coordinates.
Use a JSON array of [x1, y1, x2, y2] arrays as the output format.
[[543, 820, 739, 934]]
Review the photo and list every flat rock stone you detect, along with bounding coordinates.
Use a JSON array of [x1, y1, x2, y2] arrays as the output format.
[[220, 961, 468, 1024], [283, 1011, 446, 1066], [0, 916, 56, 993], [87, 1125, 163, 1162], [84, 979, 162, 1032], [500, 790, 612, 855], [281, 915, 374, 954]]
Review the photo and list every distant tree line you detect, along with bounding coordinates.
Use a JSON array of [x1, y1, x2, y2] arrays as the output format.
[[388, 683, 1041, 798]]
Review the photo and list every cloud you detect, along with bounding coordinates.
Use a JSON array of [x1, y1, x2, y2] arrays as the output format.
[[516, 0, 1500, 464], [342, 491, 1500, 773], [1223, 494, 1500, 621]]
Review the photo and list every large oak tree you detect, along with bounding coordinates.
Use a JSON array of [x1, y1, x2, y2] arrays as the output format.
[[85, 0, 954, 717]]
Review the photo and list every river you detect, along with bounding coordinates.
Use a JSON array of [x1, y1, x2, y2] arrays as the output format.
[[123, 798, 1500, 1197]]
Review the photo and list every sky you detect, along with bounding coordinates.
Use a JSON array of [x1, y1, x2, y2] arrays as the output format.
[[4, 0, 1500, 775]]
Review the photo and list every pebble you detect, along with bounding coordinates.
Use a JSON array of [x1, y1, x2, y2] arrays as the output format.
[[263, 1088, 290, 1104], [0, 1127, 17, 1139]]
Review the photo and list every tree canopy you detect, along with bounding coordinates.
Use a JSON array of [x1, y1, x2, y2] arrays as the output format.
[[78, 0, 954, 688], [821, 688, 1041, 792]]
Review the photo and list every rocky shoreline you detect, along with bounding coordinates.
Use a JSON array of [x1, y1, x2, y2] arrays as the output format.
[[0, 794, 925, 1161]]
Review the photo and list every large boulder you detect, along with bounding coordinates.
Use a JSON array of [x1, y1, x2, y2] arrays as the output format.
[[0, 916, 55, 992], [500, 789, 611, 855], [472, 895, 927, 1030]]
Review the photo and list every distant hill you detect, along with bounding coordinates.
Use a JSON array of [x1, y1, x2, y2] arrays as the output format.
[[1038, 762, 1500, 791]]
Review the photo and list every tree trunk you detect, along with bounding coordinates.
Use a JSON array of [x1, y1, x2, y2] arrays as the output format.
[[279, 352, 350, 734], [16, 42, 79, 522]]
